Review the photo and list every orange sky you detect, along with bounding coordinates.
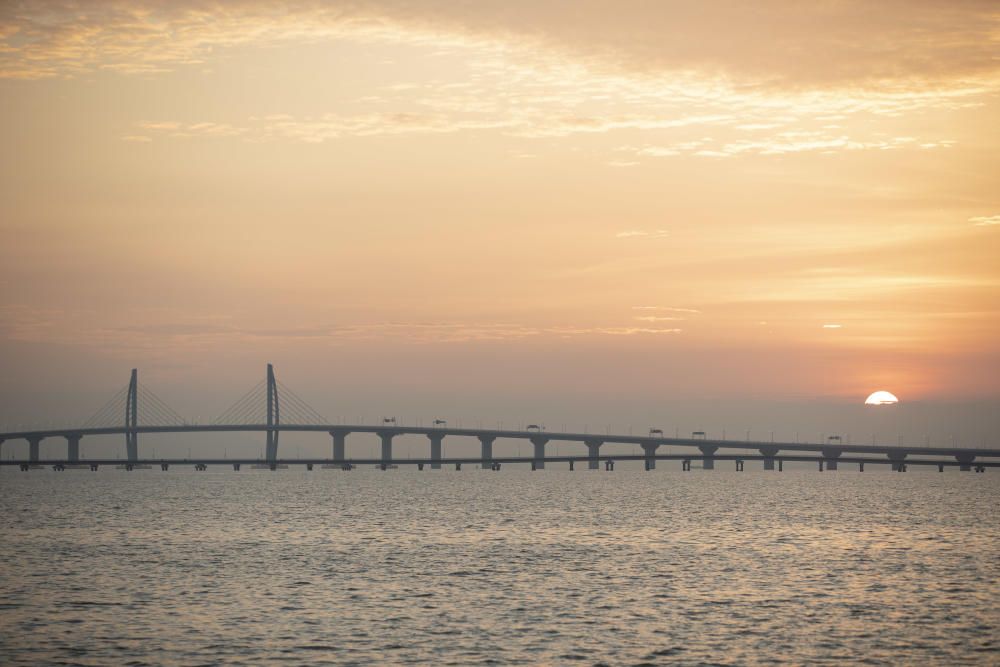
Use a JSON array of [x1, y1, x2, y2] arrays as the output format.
[[1, 1, 998, 442]]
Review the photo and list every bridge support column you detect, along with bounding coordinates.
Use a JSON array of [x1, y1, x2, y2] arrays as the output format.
[[585, 439, 602, 469], [378, 432, 394, 467], [938, 463, 944, 472], [821, 448, 841, 471], [888, 451, 908, 472], [66, 434, 81, 463], [759, 447, 778, 470], [530, 436, 548, 470], [642, 443, 659, 470], [682, 459, 691, 471], [479, 436, 495, 469], [698, 445, 717, 470], [778, 459, 783, 472], [428, 434, 444, 469], [569, 460, 574, 471], [859, 462, 864, 472], [330, 429, 350, 462], [27, 436, 42, 464], [956, 454, 975, 472], [160, 463, 169, 471]]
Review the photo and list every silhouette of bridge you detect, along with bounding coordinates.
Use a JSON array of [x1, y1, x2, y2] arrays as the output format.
[[1, 365, 997, 473]]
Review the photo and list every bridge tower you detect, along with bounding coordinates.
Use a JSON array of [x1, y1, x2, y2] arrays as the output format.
[[125, 369, 138, 462], [265, 363, 280, 464]]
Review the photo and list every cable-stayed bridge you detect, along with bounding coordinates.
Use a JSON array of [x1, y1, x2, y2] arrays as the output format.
[[1, 365, 997, 473]]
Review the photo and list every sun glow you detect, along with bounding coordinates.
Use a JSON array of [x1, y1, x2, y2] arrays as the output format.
[[864, 390, 899, 405]]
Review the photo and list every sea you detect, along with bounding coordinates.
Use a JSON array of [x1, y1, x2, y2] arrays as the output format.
[[1, 467, 997, 665]]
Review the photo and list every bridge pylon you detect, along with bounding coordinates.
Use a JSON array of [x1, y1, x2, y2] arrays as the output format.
[[125, 369, 138, 462], [265, 363, 279, 464]]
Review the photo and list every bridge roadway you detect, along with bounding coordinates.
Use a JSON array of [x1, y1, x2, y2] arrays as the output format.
[[4, 454, 997, 473], [0, 423, 996, 472]]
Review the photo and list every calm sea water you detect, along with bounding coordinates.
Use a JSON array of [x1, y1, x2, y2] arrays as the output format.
[[1, 467, 997, 665]]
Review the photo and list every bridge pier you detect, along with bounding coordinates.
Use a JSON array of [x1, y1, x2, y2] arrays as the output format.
[[530, 436, 548, 470], [330, 429, 349, 462], [821, 448, 841, 471], [699, 445, 717, 470], [682, 459, 691, 471], [65, 434, 82, 463], [418, 463, 424, 471], [938, 463, 944, 472], [378, 432, 394, 467], [759, 447, 778, 470], [778, 459, 783, 472], [569, 460, 574, 471], [641, 443, 659, 470], [479, 435, 495, 469], [888, 450, 908, 472], [956, 453, 975, 472], [455, 462, 461, 471], [161, 463, 169, 471], [584, 439, 602, 469], [428, 434, 443, 469], [735, 459, 744, 471], [27, 435, 43, 464], [859, 462, 864, 472], [90, 464, 98, 471], [604, 459, 615, 471]]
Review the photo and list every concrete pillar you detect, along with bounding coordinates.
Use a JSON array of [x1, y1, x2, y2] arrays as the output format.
[[888, 449, 908, 472], [698, 445, 717, 470], [479, 436, 495, 469], [956, 454, 975, 472], [330, 429, 349, 461], [66, 434, 82, 463], [378, 432, 394, 465], [778, 459, 783, 472], [530, 436, 548, 470], [428, 434, 444, 470], [759, 447, 778, 471], [641, 443, 659, 470], [569, 460, 574, 471], [585, 439, 602, 469], [27, 436, 42, 463], [233, 463, 240, 471], [821, 448, 841, 471]]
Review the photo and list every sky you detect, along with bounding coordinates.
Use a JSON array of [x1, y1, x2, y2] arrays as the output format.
[[1, 1, 998, 457]]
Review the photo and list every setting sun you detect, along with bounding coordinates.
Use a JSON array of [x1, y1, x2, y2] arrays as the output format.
[[864, 390, 900, 405]]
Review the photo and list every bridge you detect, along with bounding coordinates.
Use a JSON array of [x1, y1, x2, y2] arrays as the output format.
[[1, 365, 996, 473]]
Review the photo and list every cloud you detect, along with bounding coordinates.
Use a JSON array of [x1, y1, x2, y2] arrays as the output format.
[[2, 1, 998, 90], [120, 135, 152, 142], [616, 229, 668, 239], [632, 306, 701, 314], [969, 215, 1000, 226]]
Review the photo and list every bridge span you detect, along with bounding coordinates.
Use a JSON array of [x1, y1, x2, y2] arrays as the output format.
[[1, 365, 996, 473]]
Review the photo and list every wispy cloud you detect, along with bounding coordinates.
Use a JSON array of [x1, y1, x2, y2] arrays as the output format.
[[616, 229, 669, 239], [632, 306, 701, 314], [969, 215, 1000, 226]]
